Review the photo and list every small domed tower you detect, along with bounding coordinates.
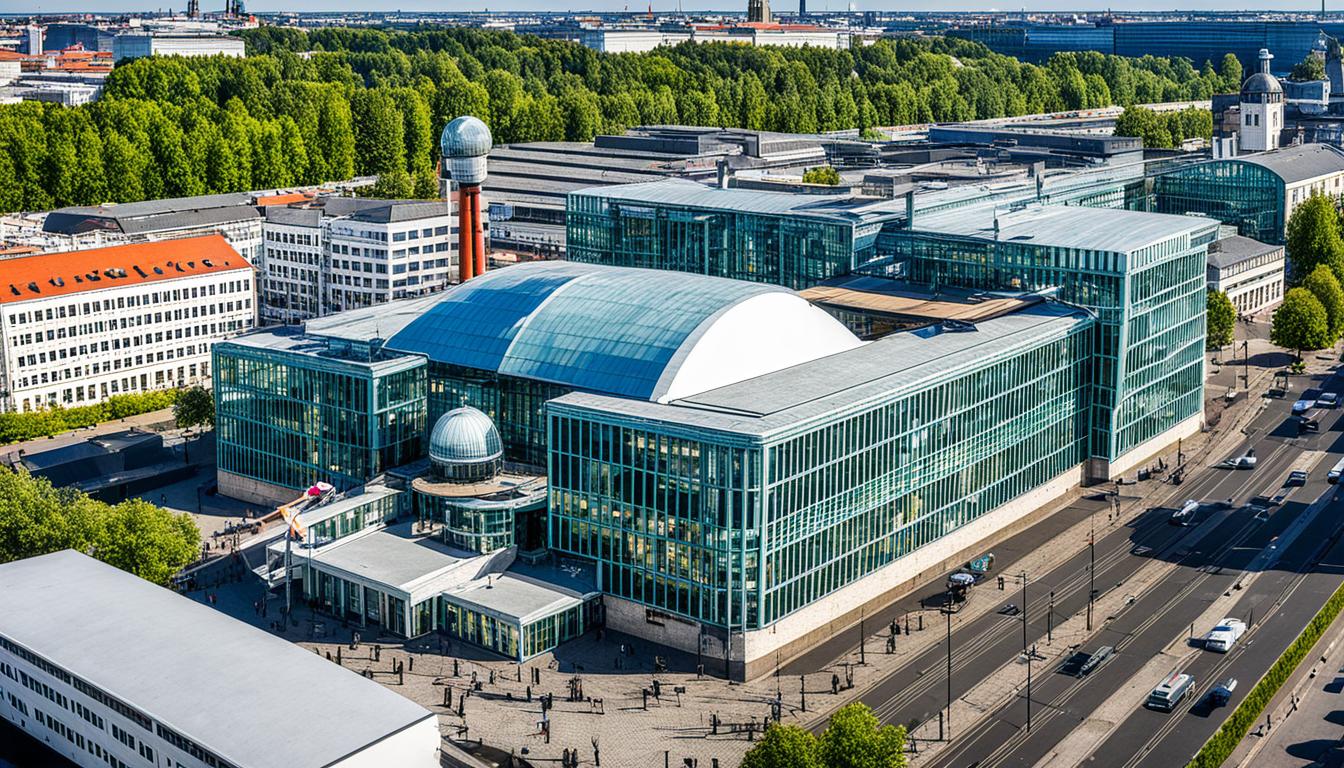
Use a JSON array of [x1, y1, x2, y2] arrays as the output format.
[[428, 406, 503, 484], [1240, 49, 1283, 152], [440, 116, 493, 283]]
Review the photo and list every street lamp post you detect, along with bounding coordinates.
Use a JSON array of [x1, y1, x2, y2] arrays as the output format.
[[1047, 590, 1054, 645], [1025, 644, 1035, 733], [946, 590, 953, 740]]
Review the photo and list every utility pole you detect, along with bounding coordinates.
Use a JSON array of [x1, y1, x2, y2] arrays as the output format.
[[1242, 339, 1250, 389], [1087, 529, 1096, 632], [1020, 572, 1028, 654], [859, 611, 866, 665], [1047, 590, 1054, 645], [1025, 644, 1035, 733], [946, 590, 953, 740]]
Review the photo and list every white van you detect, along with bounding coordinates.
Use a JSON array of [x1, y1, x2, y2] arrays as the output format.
[[1146, 672, 1195, 712], [1329, 456, 1344, 484], [1205, 618, 1247, 653]]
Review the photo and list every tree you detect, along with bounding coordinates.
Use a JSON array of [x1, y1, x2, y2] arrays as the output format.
[[1285, 193, 1344, 284], [1219, 53, 1244, 92], [1113, 105, 1172, 149], [97, 498, 202, 586], [817, 703, 908, 768], [0, 469, 199, 586], [1291, 54, 1326, 82], [174, 385, 215, 429], [741, 723, 822, 768], [803, 166, 842, 186], [1304, 263, 1344, 339], [1271, 287, 1333, 359], [1207, 290, 1236, 349]]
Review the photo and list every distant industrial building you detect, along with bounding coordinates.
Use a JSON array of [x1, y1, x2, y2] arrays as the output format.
[[949, 20, 1344, 78], [0, 235, 255, 413], [1207, 235, 1285, 315], [0, 549, 441, 768], [112, 32, 245, 60]]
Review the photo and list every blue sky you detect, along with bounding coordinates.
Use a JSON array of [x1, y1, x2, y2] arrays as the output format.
[[0, 0, 1331, 15]]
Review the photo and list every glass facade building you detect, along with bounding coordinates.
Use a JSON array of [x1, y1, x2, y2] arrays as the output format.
[[214, 333, 427, 495], [1154, 160, 1286, 244], [566, 179, 898, 290], [548, 304, 1092, 634], [873, 204, 1216, 465]]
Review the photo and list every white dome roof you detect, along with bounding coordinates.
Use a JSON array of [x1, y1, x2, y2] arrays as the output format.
[[440, 116, 492, 159]]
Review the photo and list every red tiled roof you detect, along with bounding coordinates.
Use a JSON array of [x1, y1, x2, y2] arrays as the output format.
[[0, 235, 251, 305], [0, 50, 33, 62], [254, 192, 312, 207]]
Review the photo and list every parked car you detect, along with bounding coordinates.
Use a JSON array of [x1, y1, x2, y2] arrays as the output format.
[[1294, 399, 1316, 415], [1209, 677, 1238, 707], [1287, 470, 1309, 487], [1218, 449, 1258, 470], [1319, 392, 1340, 408], [1205, 618, 1248, 653]]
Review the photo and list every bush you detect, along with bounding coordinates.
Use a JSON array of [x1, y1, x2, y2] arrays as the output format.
[[0, 389, 181, 445], [1188, 578, 1344, 767]]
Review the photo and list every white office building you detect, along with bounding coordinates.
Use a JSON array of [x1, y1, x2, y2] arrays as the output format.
[[258, 198, 456, 323], [0, 234, 255, 413], [0, 549, 441, 768], [1207, 235, 1285, 316]]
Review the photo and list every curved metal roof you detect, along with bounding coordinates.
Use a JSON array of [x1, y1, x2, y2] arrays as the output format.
[[1241, 71, 1283, 97], [386, 261, 859, 401]]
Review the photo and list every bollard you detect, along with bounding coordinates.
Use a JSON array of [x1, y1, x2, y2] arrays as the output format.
[[918, 615, 923, 631]]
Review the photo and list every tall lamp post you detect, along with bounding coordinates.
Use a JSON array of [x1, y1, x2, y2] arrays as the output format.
[[945, 589, 953, 740]]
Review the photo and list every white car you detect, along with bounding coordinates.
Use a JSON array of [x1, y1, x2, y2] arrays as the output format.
[[1319, 392, 1340, 408], [1294, 399, 1315, 415], [1205, 618, 1248, 652]]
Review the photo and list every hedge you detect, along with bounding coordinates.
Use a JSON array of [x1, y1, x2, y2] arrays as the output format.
[[0, 389, 181, 446], [1188, 576, 1344, 767]]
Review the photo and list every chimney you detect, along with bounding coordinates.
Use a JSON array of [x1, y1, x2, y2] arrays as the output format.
[[716, 159, 730, 189], [904, 189, 915, 230]]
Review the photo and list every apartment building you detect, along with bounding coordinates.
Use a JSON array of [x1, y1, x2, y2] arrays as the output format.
[[0, 235, 255, 413]]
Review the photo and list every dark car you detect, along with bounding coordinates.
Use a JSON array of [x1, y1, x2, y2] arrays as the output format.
[[1208, 677, 1237, 707], [1287, 470, 1309, 487]]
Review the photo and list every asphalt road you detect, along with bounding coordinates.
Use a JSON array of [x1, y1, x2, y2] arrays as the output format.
[[922, 372, 1344, 768]]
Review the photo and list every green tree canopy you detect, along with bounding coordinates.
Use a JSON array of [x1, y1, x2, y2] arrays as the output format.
[[0, 469, 200, 585], [1272, 287, 1334, 358], [1304, 263, 1344, 339], [741, 723, 823, 768], [1285, 193, 1344, 284], [0, 29, 1241, 214], [1206, 289, 1236, 349], [173, 385, 215, 429], [818, 703, 909, 768], [802, 166, 842, 186], [1291, 54, 1327, 82]]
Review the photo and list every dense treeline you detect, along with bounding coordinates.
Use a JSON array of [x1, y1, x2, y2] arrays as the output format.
[[1112, 104, 1214, 148], [0, 26, 1238, 212]]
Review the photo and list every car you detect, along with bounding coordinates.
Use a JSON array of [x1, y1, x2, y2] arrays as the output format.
[[1219, 449, 1258, 470], [1209, 677, 1238, 707], [1319, 392, 1340, 408], [1287, 470, 1309, 487], [1079, 645, 1114, 677], [1294, 399, 1316, 415], [1205, 618, 1248, 652]]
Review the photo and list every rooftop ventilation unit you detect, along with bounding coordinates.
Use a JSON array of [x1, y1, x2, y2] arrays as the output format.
[[53, 277, 64, 287], [27, 282, 38, 293], [74, 275, 83, 283], [8, 285, 18, 296], [133, 265, 147, 277], [153, 267, 163, 275], [202, 259, 213, 267]]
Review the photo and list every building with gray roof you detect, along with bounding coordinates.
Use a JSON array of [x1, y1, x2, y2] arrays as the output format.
[[0, 549, 440, 768], [1207, 234, 1285, 315], [40, 192, 263, 265]]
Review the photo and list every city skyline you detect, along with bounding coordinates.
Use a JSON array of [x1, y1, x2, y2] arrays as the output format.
[[0, 0, 1340, 14]]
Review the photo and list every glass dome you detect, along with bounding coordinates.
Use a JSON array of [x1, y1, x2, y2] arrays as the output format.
[[440, 116, 493, 159], [429, 406, 503, 483]]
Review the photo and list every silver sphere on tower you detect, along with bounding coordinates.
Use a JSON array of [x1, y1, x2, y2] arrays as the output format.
[[440, 115, 492, 187]]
